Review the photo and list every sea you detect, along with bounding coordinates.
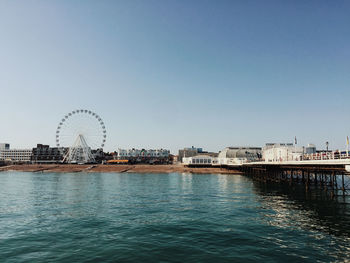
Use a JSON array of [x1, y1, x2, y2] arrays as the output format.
[[0, 172, 349, 262]]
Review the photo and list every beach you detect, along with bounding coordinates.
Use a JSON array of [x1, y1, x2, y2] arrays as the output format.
[[0, 164, 241, 174]]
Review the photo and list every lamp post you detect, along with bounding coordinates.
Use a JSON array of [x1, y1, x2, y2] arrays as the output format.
[[326, 141, 329, 152]]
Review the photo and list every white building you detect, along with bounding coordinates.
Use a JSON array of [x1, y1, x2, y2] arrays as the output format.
[[183, 155, 212, 166], [263, 143, 303, 162], [116, 148, 170, 159], [0, 144, 32, 163], [215, 147, 262, 166]]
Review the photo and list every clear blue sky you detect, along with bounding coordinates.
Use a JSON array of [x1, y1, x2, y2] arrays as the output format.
[[0, 0, 349, 153]]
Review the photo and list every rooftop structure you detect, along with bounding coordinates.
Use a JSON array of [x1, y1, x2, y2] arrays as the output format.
[[264, 143, 294, 149], [0, 143, 10, 150], [305, 144, 317, 154]]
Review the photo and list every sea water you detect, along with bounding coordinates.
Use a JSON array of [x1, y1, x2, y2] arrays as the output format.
[[0, 172, 349, 262]]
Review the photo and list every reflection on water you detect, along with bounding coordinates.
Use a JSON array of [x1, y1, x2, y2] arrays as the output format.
[[0, 172, 349, 262], [252, 179, 350, 238], [251, 179, 350, 261]]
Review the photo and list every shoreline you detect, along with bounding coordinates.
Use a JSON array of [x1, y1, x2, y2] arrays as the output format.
[[0, 164, 241, 175]]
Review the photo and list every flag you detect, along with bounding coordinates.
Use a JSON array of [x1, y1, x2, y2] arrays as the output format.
[[294, 136, 297, 145], [347, 136, 349, 145]]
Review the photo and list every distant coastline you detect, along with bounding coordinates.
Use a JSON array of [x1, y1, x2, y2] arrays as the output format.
[[0, 164, 241, 175]]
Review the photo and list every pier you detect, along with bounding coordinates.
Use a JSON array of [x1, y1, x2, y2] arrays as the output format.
[[239, 160, 350, 197]]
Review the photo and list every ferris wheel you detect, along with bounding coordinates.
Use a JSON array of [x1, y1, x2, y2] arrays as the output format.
[[56, 109, 106, 163]]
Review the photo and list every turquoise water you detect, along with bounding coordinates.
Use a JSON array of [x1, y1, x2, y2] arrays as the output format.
[[0, 172, 349, 262]]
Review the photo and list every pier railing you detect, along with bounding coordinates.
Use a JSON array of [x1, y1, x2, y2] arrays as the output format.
[[303, 152, 350, 161]]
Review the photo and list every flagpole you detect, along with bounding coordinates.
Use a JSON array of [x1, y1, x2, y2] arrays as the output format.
[[347, 136, 349, 158], [294, 136, 297, 161]]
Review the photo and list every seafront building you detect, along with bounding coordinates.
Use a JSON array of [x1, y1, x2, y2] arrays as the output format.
[[182, 155, 213, 166], [31, 144, 65, 163], [0, 144, 32, 163], [1, 139, 340, 166], [116, 148, 171, 164], [214, 147, 262, 166], [183, 147, 262, 166], [178, 147, 218, 163], [117, 148, 170, 158], [263, 143, 304, 162], [178, 147, 203, 162]]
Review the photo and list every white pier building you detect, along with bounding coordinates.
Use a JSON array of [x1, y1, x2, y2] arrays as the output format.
[[263, 143, 304, 162]]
